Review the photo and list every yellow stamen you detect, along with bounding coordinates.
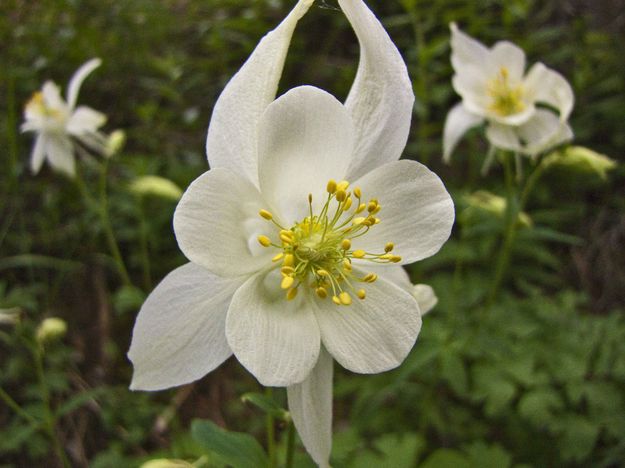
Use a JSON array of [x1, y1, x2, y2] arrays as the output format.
[[283, 254, 294, 267], [353, 217, 367, 225], [353, 250, 365, 258], [286, 287, 298, 300], [343, 197, 353, 211], [281, 266, 295, 276], [259, 209, 273, 220], [272, 253, 284, 262], [356, 203, 366, 213], [327, 179, 337, 194], [384, 242, 394, 252], [337, 180, 350, 192], [316, 287, 328, 299], [332, 295, 341, 305], [339, 291, 352, 305], [353, 187, 362, 199], [258, 235, 272, 247], [317, 269, 330, 277], [341, 239, 351, 250], [281, 276, 294, 289], [357, 289, 366, 300], [335, 190, 347, 202]]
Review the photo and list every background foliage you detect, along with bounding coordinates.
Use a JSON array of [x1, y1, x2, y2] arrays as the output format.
[[1, 0, 624, 466]]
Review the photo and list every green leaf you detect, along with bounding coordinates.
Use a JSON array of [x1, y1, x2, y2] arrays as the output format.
[[557, 416, 600, 462], [465, 442, 512, 468], [518, 388, 563, 426], [440, 351, 468, 396], [419, 449, 471, 468], [191, 419, 268, 468], [241, 392, 290, 421], [54, 387, 108, 418]]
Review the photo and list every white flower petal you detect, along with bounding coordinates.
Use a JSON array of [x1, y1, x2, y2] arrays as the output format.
[[42, 81, 67, 111], [517, 109, 573, 156], [443, 103, 484, 162], [173, 168, 273, 277], [225, 271, 321, 386], [412, 284, 438, 315], [361, 264, 412, 293], [46, 135, 75, 176], [524, 62, 574, 121], [258, 86, 354, 223], [128, 263, 241, 391], [485, 122, 522, 152], [67, 106, 107, 135], [287, 347, 333, 468], [205, 0, 314, 187], [490, 41, 526, 82], [30, 134, 47, 174], [450, 23, 491, 76], [352, 160, 455, 265], [340, 0, 414, 180], [66, 58, 102, 109], [315, 270, 421, 374], [451, 66, 492, 116]]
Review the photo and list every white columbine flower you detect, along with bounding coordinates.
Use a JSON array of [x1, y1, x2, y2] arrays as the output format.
[[128, 1, 454, 466], [443, 23, 575, 160], [21, 58, 109, 176]]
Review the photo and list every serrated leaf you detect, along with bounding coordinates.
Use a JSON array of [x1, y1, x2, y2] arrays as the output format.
[[191, 419, 267, 468]]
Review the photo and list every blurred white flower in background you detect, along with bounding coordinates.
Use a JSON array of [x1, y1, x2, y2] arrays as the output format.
[[128, 0, 454, 466], [21, 58, 111, 176], [443, 23, 575, 161]]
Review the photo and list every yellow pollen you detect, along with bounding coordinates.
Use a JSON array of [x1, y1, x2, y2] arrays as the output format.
[[353, 250, 366, 258], [258, 235, 272, 247], [258, 178, 399, 304], [259, 209, 273, 220], [281, 276, 295, 289], [327, 179, 337, 194], [286, 287, 298, 300], [339, 292, 352, 305], [487, 66, 526, 117], [391, 255, 402, 263]]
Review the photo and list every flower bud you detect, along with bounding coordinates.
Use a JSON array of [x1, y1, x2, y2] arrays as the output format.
[[544, 146, 616, 180], [106, 129, 126, 156], [139, 460, 193, 468], [129, 176, 183, 201]]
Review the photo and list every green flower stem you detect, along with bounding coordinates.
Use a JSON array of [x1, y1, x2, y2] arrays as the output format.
[[486, 152, 520, 307], [265, 387, 277, 468], [0, 386, 38, 425], [285, 419, 296, 468], [32, 344, 71, 468], [74, 163, 132, 286]]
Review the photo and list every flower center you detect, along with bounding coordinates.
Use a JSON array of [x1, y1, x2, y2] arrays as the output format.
[[487, 67, 525, 117], [257, 179, 400, 305], [26, 91, 63, 120]]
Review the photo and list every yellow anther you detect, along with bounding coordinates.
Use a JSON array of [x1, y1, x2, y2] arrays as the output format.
[[327, 179, 337, 194], [259, 209, 273, 220], [317, 269, 330, 277], [281, 276, 295, 289], [272, 253, 284, 262], [283, 254, 294, 267], [363, 273, 378, 283], [281, 266, 295, 276], [353, 187, 362, 199], [367, 201, 378, 212], [357, 289, 366, 300], [380, 253, 393, 260], [353, 250, 366, 258], [353, 217, 367, 225], [308, 193, 313, 203], [286, 287, 298, 301], [332, 295, 342, 305], [374, 218, 381, 224], [258, 235, 272, 247], [316, 287, 328, 299], [500, 66, 509, 79], [391, 255, 402, 263], [337, 180, 350, 192], [356, 203, 366, 214], [336, 190, 347, 202], [372, 205, 381, 215], [280, 233, 294, 244], [343, 258, 352, 271], [339, 291, 352, 305], [280, 229, 294, 238], [341, 239, 351, 250], [384, 242, 394, 252], [343, 197, 353, 211]]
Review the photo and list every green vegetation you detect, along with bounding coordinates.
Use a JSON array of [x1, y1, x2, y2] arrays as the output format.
[[1, 0, 624, 466]]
